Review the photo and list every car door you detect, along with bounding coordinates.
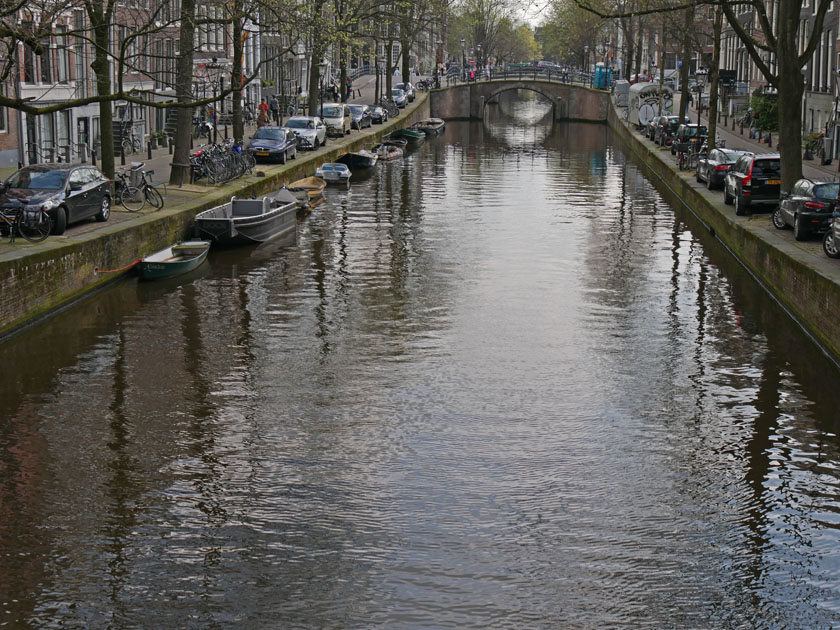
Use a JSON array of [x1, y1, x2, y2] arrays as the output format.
[[85, 167, 109, 214], [785, 180, 809, 223], [65, 168, 90, 221], [726, 156, 747, 197]]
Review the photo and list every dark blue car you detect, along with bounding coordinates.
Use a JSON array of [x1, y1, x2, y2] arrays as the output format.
[[247, 126, 298, 164]]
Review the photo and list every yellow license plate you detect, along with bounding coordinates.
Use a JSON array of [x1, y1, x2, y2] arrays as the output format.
[[257, 151, 270, 157], [767, 179, 780, 185]]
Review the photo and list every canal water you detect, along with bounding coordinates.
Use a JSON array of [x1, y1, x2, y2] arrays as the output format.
[[2, 93, 840, 628]]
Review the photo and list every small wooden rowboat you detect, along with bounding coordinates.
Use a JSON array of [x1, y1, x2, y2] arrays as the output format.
[[411, 118, 446, 135], [315, 162, 352, 187], [337, 149, 378, 169], [194, 190, 298, 246], [284, 176, 327, 210], [387, 128, 426, 144], [136, 240, 210, 280], [372, 143, 404, 161]]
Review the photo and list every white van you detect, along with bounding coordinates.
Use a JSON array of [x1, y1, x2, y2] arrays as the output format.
[[319, 103, 352, 137]]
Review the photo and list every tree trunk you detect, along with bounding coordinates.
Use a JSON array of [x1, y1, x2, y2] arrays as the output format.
[[308, 47, 322, 116], [169, 0, 196, 187], [678, 8, 692, 124], [706, 5, 722, 149], [777, 52, 804, 192], [91, 10, 114, 178], [231, 16, 244, 142]]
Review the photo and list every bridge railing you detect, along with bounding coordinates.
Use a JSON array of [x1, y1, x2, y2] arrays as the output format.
[[442, 66, 606, 90]]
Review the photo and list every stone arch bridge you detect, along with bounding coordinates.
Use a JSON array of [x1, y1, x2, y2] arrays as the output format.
[[429, 79, 610, 122]]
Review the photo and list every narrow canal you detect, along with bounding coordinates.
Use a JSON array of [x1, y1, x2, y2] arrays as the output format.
[[2, 93, 840, 628]]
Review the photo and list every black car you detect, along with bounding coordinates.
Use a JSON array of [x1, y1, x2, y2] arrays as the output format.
[[723, 152, 781, 216], [0, 164, 111, 235], [348, 104, 372, 130], [247, 126, 298, 163], [695, 148, 749, 190], [369, 105, 388, 124], [654, 115, 681, 146], [671, 124, 707, 154], [773, 178, 839, 240]]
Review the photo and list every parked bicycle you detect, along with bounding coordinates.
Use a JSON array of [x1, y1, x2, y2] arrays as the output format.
[[120, 124, 142, 155], [114, 165, 146, 212], [379, 96, 399, 118], [0, 203, 53, 243]]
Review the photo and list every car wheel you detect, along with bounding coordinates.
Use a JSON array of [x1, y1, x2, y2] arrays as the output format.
[[291, 147, 297, 160], [724, 186, 733, 205], [52, 205, 67, 235], [313, 138, 320, 150], [823, 232, 840, 258], [734, 194, 748, 216], [95, 196, 110, 222], [280, 149, 287, 165], [696, 166, 702, 183], [772, 207, 788, 230], [794, 214, 807, 241]]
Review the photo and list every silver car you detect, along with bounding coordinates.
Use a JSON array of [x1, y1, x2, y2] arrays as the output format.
[[285, 116, 328, 150], [391, 88, 407, 108], [395, 82, 415, 102]]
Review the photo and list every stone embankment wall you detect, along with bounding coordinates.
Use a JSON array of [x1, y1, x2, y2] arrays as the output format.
[[0, 100, 431, 339], [607, 103, 840, 364]]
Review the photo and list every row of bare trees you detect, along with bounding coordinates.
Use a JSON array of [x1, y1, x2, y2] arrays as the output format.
[[0, 0, 450, 183], [574, 0, 833, 194]]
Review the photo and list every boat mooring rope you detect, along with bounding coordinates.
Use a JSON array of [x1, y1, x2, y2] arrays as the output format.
[[95, 259, 141, 274]]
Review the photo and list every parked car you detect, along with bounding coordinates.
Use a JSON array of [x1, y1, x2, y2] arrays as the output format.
[[369, 105, 389, 124], [247, 126, 297, 163], [0, 163, 110, 235], [653, 115, 681, 146], [391, 88, 408, 108], [773, 178, 839, 240], [348, 104, 372, 129], [319, 103, 352, 137], [670, 124, 707, 154], [285, 115, 328, 149], [395, 82, 415, 102], [723, 152, 781, 216], [823, 212, 840, 258], [629, 73, 652, 84], [695, 148, 749, 189]]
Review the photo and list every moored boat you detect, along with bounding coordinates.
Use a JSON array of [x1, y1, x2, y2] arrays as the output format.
[[285, 176, 327, 210], [136, 240, 210, 281], [194, 190, 298, 246], [411, 118, 446, 135], [337, 149, 378, 169], [372, 143, 404, 161], [387, 128, 426, 144], [315, 162, 352, 187]]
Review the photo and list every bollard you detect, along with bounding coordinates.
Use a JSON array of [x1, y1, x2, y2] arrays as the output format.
[[190, 135, 194, 150], [120, 145, 126, 166], [92, 149, 97, 167], [169, 137, 173, 155], [224, 125, 228, 140], [767, 132, 771, 148], [148, 140, 152, 159]]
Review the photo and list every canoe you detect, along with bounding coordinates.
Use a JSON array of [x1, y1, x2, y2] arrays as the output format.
[[315, 162, 352, 187], [387, 128, 426, 144], [136, 240, 210, 281], [411, 118, 446, 135], [194, 190, 298, 246], [337, 150, 378, 169], [372, 143, 404, 161]]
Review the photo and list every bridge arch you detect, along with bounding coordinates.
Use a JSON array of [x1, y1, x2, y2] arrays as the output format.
[[430, 79, 608, 123]]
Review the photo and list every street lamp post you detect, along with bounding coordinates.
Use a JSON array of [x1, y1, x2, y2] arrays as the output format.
[[461, 38, 466, 82], [377, 56, 385, 102], [436, 39, 443, 88], [696, 69, 707, 126], [477, 44, 481, 79]]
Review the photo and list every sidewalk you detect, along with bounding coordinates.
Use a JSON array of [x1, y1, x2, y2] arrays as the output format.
[[678, 95, 840, 182]]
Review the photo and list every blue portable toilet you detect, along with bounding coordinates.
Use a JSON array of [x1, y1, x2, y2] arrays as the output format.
[[593, 63, 612, 90]]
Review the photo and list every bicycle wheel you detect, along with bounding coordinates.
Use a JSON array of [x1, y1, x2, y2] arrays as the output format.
[[119, 186, 145, 212], [145, 185, 164, 209], [17, 210, 53, 243]]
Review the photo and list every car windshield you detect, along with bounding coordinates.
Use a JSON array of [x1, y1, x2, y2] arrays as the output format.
[[720, 150, 742, 162], [253, 128, 285, 140], [321, 106, 342, 117], [814, 183, 840, 199], [348, 105, 364, 114], [752, 159, 780, 177], [666, 120, 680, 130], [392, 89, 404, 96], [286, 118, 314, 129], [684, 126, 706, 137], [7, 167, 67, 190]]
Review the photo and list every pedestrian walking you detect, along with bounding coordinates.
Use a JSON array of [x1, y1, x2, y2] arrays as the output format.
[[269, 95, 279, 124], [258, 97, 269, 117]]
